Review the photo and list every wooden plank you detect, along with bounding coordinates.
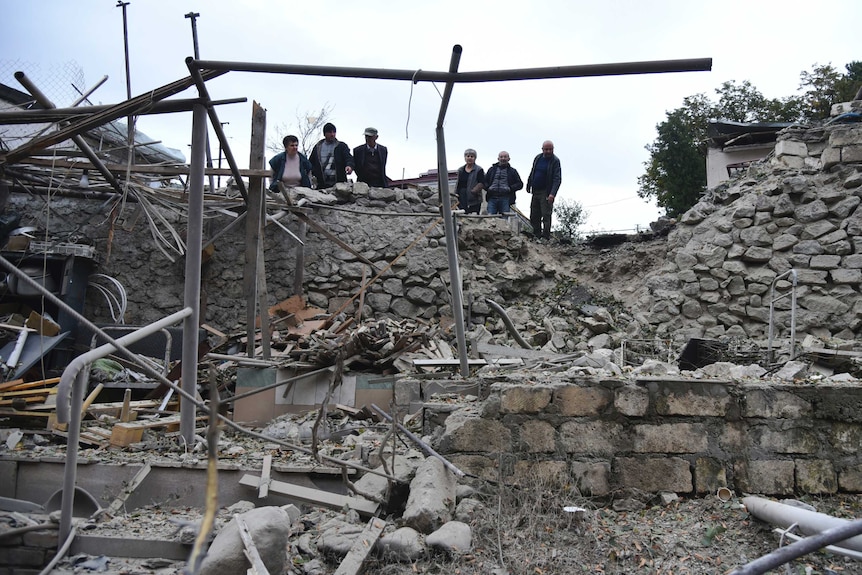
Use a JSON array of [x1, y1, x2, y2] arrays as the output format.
[[258, 454, 272, 499], [110, 414, 184, 446], [0, 395, 47, 407], [333, 517, 386, 575], [0, 387, 57, 398], [235, 514, 271, 575], [238, 474, 378, 516], [107, 463, 152, 515], [0, 379, 25, 392], [119, 389, 132, 423], [0, 377, 61, 392]]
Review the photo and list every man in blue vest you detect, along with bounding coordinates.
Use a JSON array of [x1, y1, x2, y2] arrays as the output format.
[[526, 140, 562, 242]]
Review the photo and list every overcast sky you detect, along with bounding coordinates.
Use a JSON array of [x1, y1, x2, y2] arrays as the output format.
[[2, 0, 859, 232]]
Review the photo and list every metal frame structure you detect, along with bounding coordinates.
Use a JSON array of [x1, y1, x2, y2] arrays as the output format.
[[183, 48, 712, 384]]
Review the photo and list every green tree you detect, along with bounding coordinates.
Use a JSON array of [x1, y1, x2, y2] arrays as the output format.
[[638, 62, 860, 217], [637, 107, 706, 218], [552, 198, 588, 242]]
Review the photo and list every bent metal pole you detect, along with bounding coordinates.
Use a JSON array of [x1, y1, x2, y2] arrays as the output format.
[[434, 45, 470, 377]]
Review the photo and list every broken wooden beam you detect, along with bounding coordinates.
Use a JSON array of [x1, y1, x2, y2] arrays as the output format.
[[258, 454, 272, 499], [235, 514, 271, 575], [238, 474, 378, 516], [333, 517, 386, 575], [106, 463, 152, 516]]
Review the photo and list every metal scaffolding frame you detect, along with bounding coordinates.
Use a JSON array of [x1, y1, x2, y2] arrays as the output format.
[[182, 47, 711, 390]]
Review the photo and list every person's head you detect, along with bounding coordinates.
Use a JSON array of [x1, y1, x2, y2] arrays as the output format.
[[364, 127, 379, 147], [323, 122, 337, 142], [542, 140, 554, 158], [497, 151, 510, 166], [464, 148, 477, 166], [283, 135, 299, 155]]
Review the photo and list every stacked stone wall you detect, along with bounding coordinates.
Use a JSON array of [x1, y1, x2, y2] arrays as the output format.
[[645, 121, 862, 343], [433, 377, 862, 496]]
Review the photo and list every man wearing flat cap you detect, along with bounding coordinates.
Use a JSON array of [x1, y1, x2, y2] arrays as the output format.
[[353, 127, 389, 188], [309, 122, 354, 188]]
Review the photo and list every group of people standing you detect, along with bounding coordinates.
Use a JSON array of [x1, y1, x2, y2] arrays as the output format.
[[456, 141, 562, 241], [269, 123, 389, 191], [270, 125, 562, 242]]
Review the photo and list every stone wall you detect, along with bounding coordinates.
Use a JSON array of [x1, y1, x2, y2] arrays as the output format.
[[5, 179, 556, 333], [0, 524, 57, 574], [642, 120, 862, 343], [431, 376, 862, 496]]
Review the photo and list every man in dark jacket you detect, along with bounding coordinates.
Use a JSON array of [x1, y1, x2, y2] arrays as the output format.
[[309, 123, 354, 188], [484, 151, 523, 215], [526, 140, 562, 241], [352, 127, 389, 188]]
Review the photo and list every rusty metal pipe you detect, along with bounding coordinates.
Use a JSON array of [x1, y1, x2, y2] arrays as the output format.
[[189, 57, 712, 83]]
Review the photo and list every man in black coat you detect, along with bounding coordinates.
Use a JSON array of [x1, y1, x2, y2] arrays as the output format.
[[309, 123, 354, 188], [353, 127, 389, 188]]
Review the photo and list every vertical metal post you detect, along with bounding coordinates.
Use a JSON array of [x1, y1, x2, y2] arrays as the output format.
[[434, 45, 470, 377], [181, 104, 206, 444], [185, 11, 216, 193], [116, 1, 134, 164], [217, 121, 228, 188]]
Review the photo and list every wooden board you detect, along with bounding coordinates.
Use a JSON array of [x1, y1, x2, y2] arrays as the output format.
[[334, 517, 386, 575], [110, 415, 183, 447], [238, 474, 378, 516]]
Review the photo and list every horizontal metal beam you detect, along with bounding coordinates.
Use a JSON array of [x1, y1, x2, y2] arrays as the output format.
[[191, 57, 712, 83], [1, 69, 226, 165], [0, 97, 246, 125]]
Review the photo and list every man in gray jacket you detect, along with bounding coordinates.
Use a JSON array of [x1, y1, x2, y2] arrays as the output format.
[[526, 140, 562, 241]]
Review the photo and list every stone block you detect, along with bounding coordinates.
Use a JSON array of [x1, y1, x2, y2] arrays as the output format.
[[653, 382, 732, 416], [742, 388, 812, 418], [841, 144, 862, 163], [499, 385, 553, 414], [519, 419, 556, 453], [21, 529, 58, 549], [633, 423, 709, 453], [553, 385, 612, 416], [0, 547, 46, 568], [830, 269, 862, 284], [809, 254, 842, 269], [513, 459, 568, 487], [695, 457, 727, 494], [615, 457, 692, 493], [394, 378, 421, 408], [795, 460, 837, 494], [736, 460, 795, 495], [829, 423, 862, 454], [838, 463, 862, 492], [755, 426, 818, 454], [775, 139, 808, 157], [559, 421, 624, 456], [614, 385, 649, 416], [571, 461, 611, 496], [441, 415, 511, 453], [448, 455, 498, 482]]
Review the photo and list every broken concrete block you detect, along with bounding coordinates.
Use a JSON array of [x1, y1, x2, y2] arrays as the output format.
[[426, 520, 472, 554], [402, 457, 456, 534], [199, 506, 292, 575], [377, 526, 425, 562]]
